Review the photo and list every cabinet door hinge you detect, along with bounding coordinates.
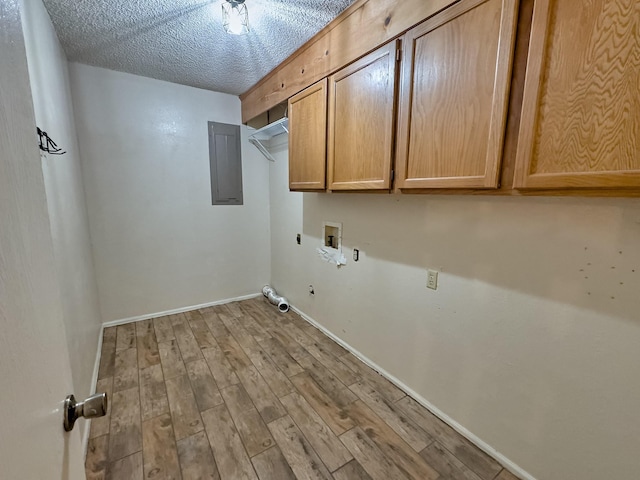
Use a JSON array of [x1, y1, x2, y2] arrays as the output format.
[[396, 49, 402, 62]]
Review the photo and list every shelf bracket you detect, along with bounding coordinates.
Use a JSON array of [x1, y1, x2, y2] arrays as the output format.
[[247, 117, 289, 162], [249, 137, 276, 162]]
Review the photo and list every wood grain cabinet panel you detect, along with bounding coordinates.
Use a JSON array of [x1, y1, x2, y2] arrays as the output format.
[[514, 0, 640, 189], [395, 0, 519, 189], [327, 41, 400, 191], [288, 79, 328, 191]]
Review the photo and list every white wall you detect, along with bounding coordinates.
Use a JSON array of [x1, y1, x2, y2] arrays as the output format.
[[0, 1, 84, 477], [268, 136, 640, 480], [70, 64, 271, 322], [22, 0, 102, 443]]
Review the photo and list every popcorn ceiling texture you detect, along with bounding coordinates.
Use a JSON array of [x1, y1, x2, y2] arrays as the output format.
[[42, 0, 354, 95]]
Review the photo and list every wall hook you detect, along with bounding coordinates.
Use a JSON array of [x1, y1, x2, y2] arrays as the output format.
[[37, 127, 66, 155]]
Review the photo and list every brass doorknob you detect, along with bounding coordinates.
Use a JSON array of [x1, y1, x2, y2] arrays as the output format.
[[63, 393, 108, 432]]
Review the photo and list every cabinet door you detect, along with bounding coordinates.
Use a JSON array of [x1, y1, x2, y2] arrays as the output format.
[[327, 41, 399, 190], [288, 79, 327, 191], [514, 0, 640, 189], [396, 0, 518, 189]]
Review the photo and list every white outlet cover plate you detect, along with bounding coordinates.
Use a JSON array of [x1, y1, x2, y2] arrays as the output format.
[[427, 270, 438, 290]]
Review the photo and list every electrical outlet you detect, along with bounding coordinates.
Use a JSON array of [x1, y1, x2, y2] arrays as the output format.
[[427, 270, 438, 290]]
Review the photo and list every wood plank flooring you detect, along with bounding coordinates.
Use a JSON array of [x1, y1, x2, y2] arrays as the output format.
[[86, 297, 520, 480]]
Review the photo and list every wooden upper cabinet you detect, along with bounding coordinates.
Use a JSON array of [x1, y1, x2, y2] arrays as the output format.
[[395, 0, 519, 189], [327, 41, 400, 191], [288, 79, 327, 191], [514, 0, 640, 189]]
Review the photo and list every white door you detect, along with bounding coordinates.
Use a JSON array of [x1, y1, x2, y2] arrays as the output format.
[[0, 3, 85, 478]]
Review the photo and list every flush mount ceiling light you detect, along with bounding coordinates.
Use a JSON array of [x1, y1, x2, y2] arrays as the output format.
[[222, 0, 250, 35]]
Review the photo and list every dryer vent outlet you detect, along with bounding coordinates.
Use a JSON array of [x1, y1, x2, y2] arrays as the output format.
[[262, 285, 290, 312]]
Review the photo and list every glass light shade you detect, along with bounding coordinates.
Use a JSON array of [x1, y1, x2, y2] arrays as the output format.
[[222, 1, 249, 35]]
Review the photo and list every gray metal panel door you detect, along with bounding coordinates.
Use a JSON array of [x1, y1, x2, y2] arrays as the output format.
[[209, 121, 243, 205]]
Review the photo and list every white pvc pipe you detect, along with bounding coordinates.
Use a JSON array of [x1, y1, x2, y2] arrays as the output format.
[[262, 285, 290, 313]]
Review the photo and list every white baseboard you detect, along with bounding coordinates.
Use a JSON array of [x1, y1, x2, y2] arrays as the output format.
[[290, 305, 536, 480], [101, 293, 262, 328]]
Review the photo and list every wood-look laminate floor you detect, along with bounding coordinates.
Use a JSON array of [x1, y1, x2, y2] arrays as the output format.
[[86, 297, 520, 480]]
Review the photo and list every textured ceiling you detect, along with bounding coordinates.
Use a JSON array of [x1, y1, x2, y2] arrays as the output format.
[[42, 0, 354, 95]]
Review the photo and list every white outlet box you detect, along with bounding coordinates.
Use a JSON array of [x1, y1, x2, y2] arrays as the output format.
[[322, 221, 342, 251], [427, 270, 438, 290]]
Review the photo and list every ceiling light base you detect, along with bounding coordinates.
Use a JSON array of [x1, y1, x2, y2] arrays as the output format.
[[222, 0, 250, 35]]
